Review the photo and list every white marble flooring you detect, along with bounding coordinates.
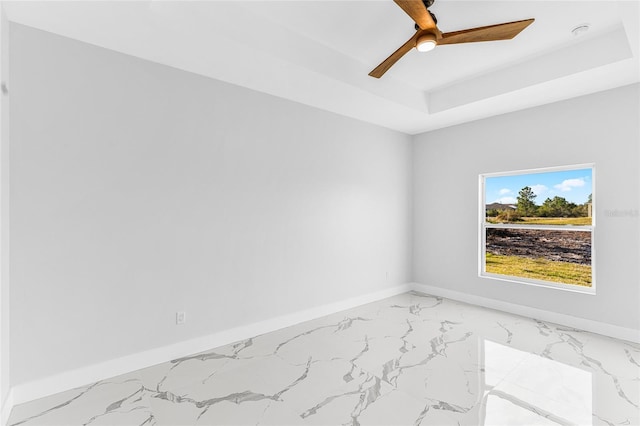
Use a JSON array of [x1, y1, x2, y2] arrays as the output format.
[[8, 292, 640, 426]]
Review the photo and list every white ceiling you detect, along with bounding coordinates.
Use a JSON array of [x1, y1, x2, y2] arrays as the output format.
[[4, 0, 640, 135]]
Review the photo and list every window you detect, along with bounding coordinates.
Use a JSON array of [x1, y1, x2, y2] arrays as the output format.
[[479, 165, 594, 293]]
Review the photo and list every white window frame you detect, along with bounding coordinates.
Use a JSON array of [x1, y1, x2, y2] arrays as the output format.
[[479, 164, 595, 295]]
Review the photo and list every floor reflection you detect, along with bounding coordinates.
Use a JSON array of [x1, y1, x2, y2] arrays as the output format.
[[483, 339, 592, 425]]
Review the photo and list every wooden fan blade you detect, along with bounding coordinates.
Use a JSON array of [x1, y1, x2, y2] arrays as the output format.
[[438, 18, 534, 45], [394, 0, 437, 30], [369, 32, 419, 78]]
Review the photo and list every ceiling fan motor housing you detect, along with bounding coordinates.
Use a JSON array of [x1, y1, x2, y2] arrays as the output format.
[[415, 10, 437, 30]]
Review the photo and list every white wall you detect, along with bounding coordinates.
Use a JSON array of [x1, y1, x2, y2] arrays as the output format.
[[414, 84, 640, 332], [0, 4, 10, 421], [9, 24, 412, 387]]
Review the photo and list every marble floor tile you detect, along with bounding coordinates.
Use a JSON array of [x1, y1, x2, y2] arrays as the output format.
[[8, 291, 640, 426]]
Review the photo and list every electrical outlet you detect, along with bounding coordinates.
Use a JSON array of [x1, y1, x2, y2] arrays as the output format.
[[176, 311, 186, 325]]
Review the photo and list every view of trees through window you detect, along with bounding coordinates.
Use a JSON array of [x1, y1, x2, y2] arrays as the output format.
[[481, 166, 594, 290]]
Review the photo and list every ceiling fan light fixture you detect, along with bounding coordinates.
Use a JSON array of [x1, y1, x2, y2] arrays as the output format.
[[416, 32, 437, 52], [368, 0, 535, 78]]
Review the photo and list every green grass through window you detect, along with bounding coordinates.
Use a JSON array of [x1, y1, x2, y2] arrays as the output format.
[[485, 252, 592, 287]]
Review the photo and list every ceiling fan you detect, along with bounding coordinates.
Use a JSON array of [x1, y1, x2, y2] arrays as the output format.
[[369, 0, 534, 78]]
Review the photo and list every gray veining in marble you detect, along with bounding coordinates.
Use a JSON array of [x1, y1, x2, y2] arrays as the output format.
[[8, 292, 640, 426]]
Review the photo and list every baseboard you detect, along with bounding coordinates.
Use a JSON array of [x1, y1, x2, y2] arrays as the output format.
[[11, 283, 412, 407], [411, 282, 640, 344], [1, 389, 13, 426], [13, 281, 636, 408]]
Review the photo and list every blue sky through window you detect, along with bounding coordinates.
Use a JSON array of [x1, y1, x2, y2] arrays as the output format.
[[485, 168, 592, 205]]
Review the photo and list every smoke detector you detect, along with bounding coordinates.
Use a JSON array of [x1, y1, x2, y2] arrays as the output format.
[[571, 24, 590, 37]]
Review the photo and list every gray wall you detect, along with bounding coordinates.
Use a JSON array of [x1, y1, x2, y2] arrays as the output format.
[[9, 24, 413, 386], [1, 7, 10, 411], [413, 84, 640, 331]]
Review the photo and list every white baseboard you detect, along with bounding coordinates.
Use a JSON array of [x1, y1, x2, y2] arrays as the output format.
[[10, 281, 638, 410], [11, 283, 412, 407], [411, 282, 640, 344], [1, 389, 13, 426]]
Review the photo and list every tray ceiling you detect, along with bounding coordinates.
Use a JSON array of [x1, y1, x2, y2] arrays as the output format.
[[4, 1, 639, 134]]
